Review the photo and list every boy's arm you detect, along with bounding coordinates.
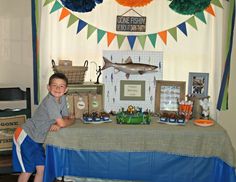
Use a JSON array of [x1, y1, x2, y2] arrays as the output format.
[[55, 115, 75, 128]]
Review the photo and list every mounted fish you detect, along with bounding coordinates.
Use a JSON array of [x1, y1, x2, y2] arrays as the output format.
[[102, 56, 158, 79]]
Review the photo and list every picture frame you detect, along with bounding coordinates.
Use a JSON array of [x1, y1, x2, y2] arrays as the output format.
[[155, 80, 186, 113], [120, 80, 145, 101], [188, 72, 209, 97]]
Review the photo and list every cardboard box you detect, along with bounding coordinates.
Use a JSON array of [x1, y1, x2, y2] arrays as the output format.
[[0, 115, 26, 151], [74, 94, 89, 119], [88, 93, 103, 113]]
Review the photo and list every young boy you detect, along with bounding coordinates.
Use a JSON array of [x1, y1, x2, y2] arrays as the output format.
[[12, 73, 75, 182]]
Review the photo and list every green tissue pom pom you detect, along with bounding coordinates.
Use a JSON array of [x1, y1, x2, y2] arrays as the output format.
[[169, 0, 211, 15]]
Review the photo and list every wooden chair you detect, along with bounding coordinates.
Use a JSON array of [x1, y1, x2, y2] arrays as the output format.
[[0, 87, 31, 174]]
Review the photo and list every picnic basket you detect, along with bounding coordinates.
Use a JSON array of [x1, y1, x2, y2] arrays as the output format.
[[52, 59, 88, 84]]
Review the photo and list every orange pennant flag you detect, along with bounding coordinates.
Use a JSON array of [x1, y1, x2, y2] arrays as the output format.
[[107, 32, 116, 46], [205, 5, 215, 16], [59, 8, 70, 21], [158, 31, 167, 45]]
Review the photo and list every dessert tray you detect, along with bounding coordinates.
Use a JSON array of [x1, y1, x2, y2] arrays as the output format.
[[193, 119, 214, 127], [158, 117, 185, 126], [83, 112, 112, 124]]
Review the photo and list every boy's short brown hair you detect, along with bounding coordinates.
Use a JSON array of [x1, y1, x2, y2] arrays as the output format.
[[49, 73, 68, 86]]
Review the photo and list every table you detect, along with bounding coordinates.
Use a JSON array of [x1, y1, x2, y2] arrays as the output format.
[[43, 119, 236, 182]]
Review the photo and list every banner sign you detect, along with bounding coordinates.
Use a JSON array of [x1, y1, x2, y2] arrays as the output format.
[[116, 15, 146, 32]]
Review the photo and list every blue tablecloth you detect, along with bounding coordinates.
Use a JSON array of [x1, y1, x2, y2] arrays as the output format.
[[44, 145, 236, 182]]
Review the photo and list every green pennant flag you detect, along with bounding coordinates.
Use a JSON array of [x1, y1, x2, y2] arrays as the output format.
[[87, 24, 96, 39], [186, 16, 198, 30], [195, 11, 206, 24], [67, 14, 78, 28], [117, 35, 125, 48], [50, 0, 62, 14], [137, 35, 147, 49], [148, 33, 157, 48], [97, 29, 106, 43], [168, 27, 177, 41], [44, 0, 55, 6], [211, 0, 223, 8]]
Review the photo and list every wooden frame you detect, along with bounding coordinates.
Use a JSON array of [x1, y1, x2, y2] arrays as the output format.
[[188, 72, 209, 97], [120, 80, 145, 101], [155, 80, 186, 113]]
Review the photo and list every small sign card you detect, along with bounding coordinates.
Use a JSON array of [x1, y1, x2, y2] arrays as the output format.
[[116, 15, 146, 32]]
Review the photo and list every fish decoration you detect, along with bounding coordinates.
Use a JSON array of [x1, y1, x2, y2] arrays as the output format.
[[114, 85, 117, 94], [159, 62, 162, 70], [150, 96, 153, 102], [111, 73, 113, 83], [102, 56, 158, 79], [107, 90, 109, 102], [153, 76, 156, 86]]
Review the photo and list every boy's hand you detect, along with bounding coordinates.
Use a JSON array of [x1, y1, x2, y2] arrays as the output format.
[[49, 124, 61, 132]]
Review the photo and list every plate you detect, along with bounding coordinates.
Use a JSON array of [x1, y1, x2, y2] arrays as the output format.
[[193, 119, 214, 127], [83, 119, 112, 124]]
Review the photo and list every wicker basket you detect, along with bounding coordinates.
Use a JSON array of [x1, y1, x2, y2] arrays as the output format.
[[52, 60, 88, 84]]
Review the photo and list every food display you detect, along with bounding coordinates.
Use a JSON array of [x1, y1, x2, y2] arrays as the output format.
[[116, 105, 151, 125], [159, 112, 185, 125]]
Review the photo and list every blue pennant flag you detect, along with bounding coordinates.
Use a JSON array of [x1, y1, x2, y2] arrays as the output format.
[[77, 19, 87, 34], [177, 22, 187, 36], [127, 35, 136, 50]]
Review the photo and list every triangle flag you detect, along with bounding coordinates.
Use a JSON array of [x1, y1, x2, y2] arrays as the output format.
[[195, 11, 206, 24], [97, 29, 106, 43], [117, 34, 125, 48], [67, 14, 78, 28], [59, 8, 70, 21], [205, 5, 216, 16], [177, 22, 187, 36], [211, 0, 223, 8], [44, 0, 54, 6], [77, 19, 87, 34], [107, 32, 116, 46], [127, 35, 136, 50], [158, 31, 167, 45], [168, 27, 177, 41], [186, 16, 198, 30], [50, 0, 62, 14], [148, 33, 157, 47], [87, 25, 96, 39], [137, 35, 147, 49]]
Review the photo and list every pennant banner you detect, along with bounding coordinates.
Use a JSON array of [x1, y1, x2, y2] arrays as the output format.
[[44, 0, 223, 50]]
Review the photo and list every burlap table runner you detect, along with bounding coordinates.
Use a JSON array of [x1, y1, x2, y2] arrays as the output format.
[[45, 118, 236, 168]]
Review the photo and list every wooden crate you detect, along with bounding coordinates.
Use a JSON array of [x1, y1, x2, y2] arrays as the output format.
[[0, 115, 26, 151]]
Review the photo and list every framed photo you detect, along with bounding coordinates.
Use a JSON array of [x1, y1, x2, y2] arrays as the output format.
[[188, 72, 209, 97], [120, 80, 145, 100], [155, 80, 186, 113]]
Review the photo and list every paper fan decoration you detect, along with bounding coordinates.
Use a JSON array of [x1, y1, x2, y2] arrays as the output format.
[[61, 0, 103, 13], [115, 0, 153, 7], [169, 0, 211, 15]]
